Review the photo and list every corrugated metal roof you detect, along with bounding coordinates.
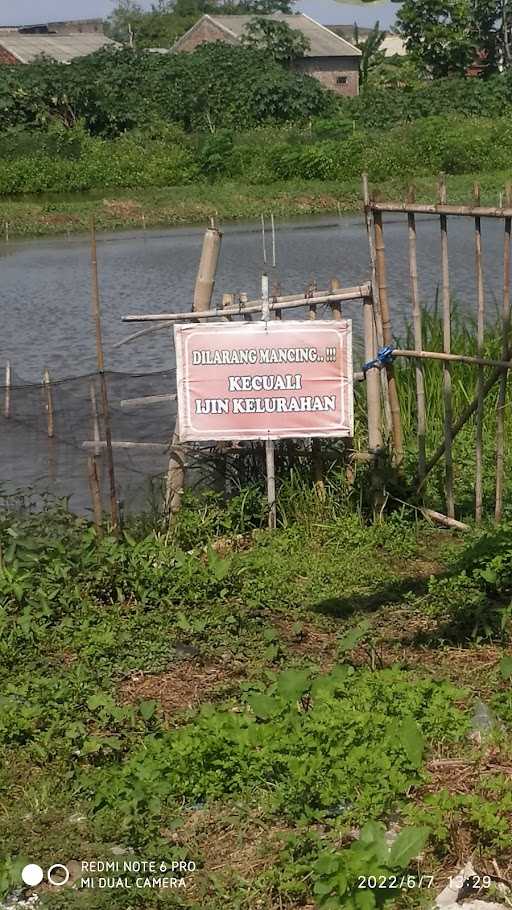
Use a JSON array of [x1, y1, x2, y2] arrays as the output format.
[[0, 33, 115, 64], [177, 14, 361, 58]]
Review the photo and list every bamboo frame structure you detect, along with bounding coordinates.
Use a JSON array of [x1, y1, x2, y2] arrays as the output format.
[[496, 184, 512, 522], [372, 206, 403, 462], [90, 217, 119, 533], [474, 183, 485, 523], [438, 174, 455, 519], [87, 456, 102, 535], [42, 367, 55, 438], [4, 361, 11, 419], [407, 185, 426, 483], [371, 202, 512, 218], [122, 285, 371, 324]]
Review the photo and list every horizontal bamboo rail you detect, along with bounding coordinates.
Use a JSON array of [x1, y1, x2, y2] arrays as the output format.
[[370, 202, 512, 219], [393, 348, 512, 370], [120, 394, 177, 408], [83, 441, 168, 452], [122, 284, 371, 324]]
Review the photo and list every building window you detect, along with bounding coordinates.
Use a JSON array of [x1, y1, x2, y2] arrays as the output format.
[[336, 76, 348, 85]]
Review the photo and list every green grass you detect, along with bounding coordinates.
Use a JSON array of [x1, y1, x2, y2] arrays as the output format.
[[0, 497, 511, 909], [0, 170, 511, 238]]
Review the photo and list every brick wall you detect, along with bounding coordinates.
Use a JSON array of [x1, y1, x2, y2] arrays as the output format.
[[295, 56, 360, 97], [0, 45, 19, 64], [175, 19, 237, 52]]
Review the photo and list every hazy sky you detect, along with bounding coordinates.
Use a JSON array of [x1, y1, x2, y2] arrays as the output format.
[[0, 1, 397, 28]]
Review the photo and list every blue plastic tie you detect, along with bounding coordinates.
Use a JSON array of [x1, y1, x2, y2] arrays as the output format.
[[362, 345, 395, 374]]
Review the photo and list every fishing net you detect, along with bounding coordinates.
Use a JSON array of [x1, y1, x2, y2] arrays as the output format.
[[0, 368, 179, 518]]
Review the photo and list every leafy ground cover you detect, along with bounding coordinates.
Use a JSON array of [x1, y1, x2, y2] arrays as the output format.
[[0, 170, 510, 239], [0, 499, 511, 909]]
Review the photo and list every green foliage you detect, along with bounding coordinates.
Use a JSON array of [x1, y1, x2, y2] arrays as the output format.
[[86, 666, 467, 833], [242, 17, 310, 65], [314, 822, 429, 909]]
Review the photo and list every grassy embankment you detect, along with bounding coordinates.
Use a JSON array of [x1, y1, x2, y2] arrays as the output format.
[[0, 171, 511, 238], [0, 496, 511, 910]]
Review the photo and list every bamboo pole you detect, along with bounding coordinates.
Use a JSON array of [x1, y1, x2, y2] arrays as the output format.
[[438, 174, 455, 519], [371, 202, 512, 218], [363, 296, 382, 452], [362, 174, 392, 437], [393, 348, 512, 370], [261, 214, 267, 266], [240, 292, 252, 322], [407, 185, 426, 483], [90, 381, 101, 457], [222, 293, 234, 321], [272, 282, 282, 320], [42, 367, 54, 438], [121, 284, 371, 325], [4, 361, 11, 419], [87, 456, 103, 535], [90, 217, 119, 534], [496, 184, 512, 522], [329, 277, 342, 320], [474, 183, 485, 523], [121, 394, 177, 409], [419, 366, 506, 488], [193, 226, 222, 312], [373, 207, 403, 461], [271, 213, 276, 269]]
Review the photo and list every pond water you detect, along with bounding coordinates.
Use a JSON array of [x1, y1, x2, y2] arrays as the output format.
[[0, 213, 509, 383]]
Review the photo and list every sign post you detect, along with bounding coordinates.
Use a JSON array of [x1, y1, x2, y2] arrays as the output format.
[[174, 316, 354, 528]]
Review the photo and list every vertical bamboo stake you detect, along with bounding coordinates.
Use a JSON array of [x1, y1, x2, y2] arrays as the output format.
[[496, 183, 512, 522], [90, 380, 101, 456], [272, 282, 282, 320], [329, 277, 342, 320], [438, 174, 455, 519], [87, 456, 103, 536], [222, 293, 234, 321], [407, 186, 426, 482], [90, 217, 119, 534], [4, 361, 11, 419], [362, 174, 392, 437], [4, 222, 9, 243], [373, 208, 403, 463], [271, 213, 276, 269], [262, 273, 277, 529], [42, 367, 55, 438], [363, 296, 382, 452], [474, 183, 485, 523], [193, 225, 222, 312], [240, 292, 252, 322], [261, 214, 267, 266]]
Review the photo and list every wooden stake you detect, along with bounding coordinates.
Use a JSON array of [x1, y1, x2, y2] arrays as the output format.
[[42, 367, 54, 438], [4, 222, 9, 243], [4, 361, 11, 419], [407, 185, 426, 483], [474, 183, 485, 523], [362, 174, 392, 437], [496, 182, 512, 522], [363, 296, 382, 452], [261, 214, 267, 266], [329, 277, 342, 320], [90, 217, 119, 534], [240, 292, 252, 322], [271, 213, 276, 269], [266, 439, 277, 529], [193, 226, 222, 312], [87, 455, 103, 536], [438, 174, 455, 519], [373, 208, 403, 461], [90, 380, 101, 456], [222, 293, 234, 321]]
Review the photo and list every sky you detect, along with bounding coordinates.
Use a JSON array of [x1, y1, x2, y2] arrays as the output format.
[[0, 0, 397, 28]]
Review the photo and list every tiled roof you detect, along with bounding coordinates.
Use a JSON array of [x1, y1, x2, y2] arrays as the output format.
[[0, 33, 116, 63]]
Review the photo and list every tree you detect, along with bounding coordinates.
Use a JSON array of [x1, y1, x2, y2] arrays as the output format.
[[353, 21, 386, 88], [242, 17, 310, 65]]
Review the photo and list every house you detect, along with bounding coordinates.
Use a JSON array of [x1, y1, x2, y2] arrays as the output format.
[[327, 25, 407, 58], [0, 19, 116, 65], [173, 13, 362, 97]]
